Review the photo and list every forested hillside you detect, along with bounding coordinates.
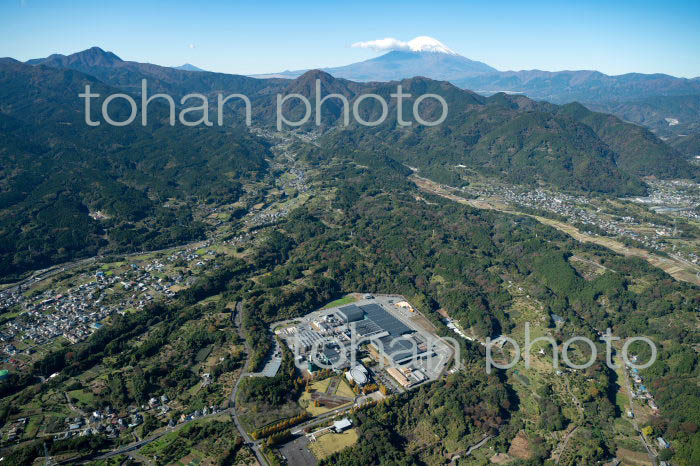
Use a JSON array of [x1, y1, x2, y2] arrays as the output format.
[[3, 51, 698, 281], [0, 60, 270, 281], [1, 135, 698, 465]]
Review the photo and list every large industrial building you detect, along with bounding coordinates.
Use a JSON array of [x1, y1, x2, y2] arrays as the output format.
[[276, 295, 451, 390], [346, 303, 412, 336], [337, 305, 364, 323]]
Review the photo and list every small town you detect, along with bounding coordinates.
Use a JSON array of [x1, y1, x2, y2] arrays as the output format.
[[459, 178, 700, 267]]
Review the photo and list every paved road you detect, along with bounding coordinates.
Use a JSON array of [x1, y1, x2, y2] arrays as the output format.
[[66, 409, 234, 464], [447, 434, 493, 465], [229, 300, 269, 466], [466, 435, 492, 455], [619, 354, 658, 466]]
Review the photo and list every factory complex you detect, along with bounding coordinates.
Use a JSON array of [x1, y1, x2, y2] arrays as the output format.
[[275, 295, 453, 392]]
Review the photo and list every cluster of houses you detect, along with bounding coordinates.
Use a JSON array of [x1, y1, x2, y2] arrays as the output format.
[[2, 393, 226, 444], [164, 240, 220, 268], [0, 245, 223, 367], [53, 406, 145, 441], [505, 189, 671, 246], [223, 231, 254, 248], [176, 404, 223, 425], [634, 179, 700, 223], [623, 355, 675, 462], [254, 127, 309, 194], [286, 167, 308, 193], [0, 269, 172, 351], [0, 283, 118, 348], [249, 206, 290, 228], [462, 182, 699, 266], [4, 417, 28, 442], [627, 357, 660, 413]]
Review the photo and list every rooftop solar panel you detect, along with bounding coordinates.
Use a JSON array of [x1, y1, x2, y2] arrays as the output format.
[[353, 319, 384, 337], [361, 303, 412, 336], [376, 335, 419, 362]]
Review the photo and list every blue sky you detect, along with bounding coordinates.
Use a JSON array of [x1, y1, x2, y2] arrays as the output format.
[[2, 0, 699, 77]]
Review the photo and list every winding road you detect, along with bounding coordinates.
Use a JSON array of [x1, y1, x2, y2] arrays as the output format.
[[229, 300, 270, 466], [618, 353, 658, 466]]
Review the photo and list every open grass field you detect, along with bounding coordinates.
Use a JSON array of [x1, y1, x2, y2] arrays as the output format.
[[299, 377, 354, 416], [309, 429, 359, 459], [335, 379, 355, 399], [68, 388, 95, 406], [300, 395, 335, 417], [617, 447, 654, 466], [321, 295, 358, 309]]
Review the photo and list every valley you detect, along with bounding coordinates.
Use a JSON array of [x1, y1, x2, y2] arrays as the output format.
[[0, 31, 698, 466], [411, 175, 700, 286], [0, 128, 697, 465]]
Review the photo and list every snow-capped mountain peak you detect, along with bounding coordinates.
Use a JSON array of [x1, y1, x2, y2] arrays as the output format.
[[352, 36, 458, 55]]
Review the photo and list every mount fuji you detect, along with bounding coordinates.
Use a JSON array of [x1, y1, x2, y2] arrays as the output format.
[[253, 36, 700, 138], [253, 37, 497, 82]]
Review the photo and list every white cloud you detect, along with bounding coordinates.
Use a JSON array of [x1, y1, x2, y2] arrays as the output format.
[[351, 36, 456, 55], [352, 38, 411, 52]]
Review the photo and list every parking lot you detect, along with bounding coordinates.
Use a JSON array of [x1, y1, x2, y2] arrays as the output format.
[[278, 434, 318, 466]]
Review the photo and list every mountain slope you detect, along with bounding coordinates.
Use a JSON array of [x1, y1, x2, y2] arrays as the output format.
[[254, 49, 497, 81], [27, 47, 287, 97], [271, 71, 695, 192], [27, 46, 123, 67], [255, 39, 700, 106], [3, 54, 696, 280], [254, 40, 700, 138], [670, 133, 700, 158], [13, 47, 697, 187], [0, 59, 270, 281], [587, 94, 700, 138], [555, 102, 694, 179], [278, 73, 645, 194], [322, 50, 497, 82], [455, 70, 700, 104]]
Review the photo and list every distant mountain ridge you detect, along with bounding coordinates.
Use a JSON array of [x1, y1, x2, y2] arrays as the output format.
[[174, 63, 206, 72], [254, 41, 700, 106], [13, 48, 696, 187], [455, 70, 700, 104], [26, 46, 123, 68], [254, 50, 497, 82], [24, 46, 287, 97], [253, 39, 700, 137], [587, 94, 700, 141], [2, 53, 699, 279], [267, 70, 696, 192]]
